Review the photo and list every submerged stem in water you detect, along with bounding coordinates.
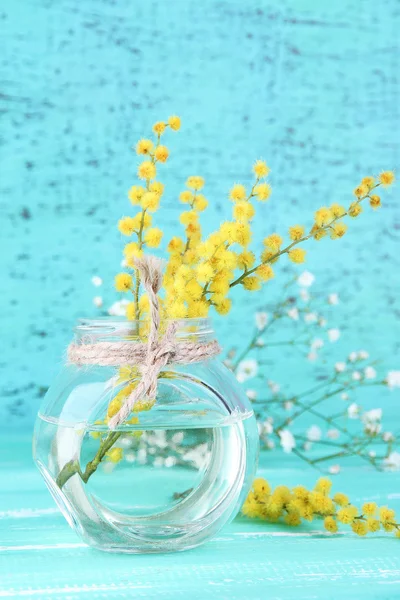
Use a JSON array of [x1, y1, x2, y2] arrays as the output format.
[[56, 430, 122, 489]]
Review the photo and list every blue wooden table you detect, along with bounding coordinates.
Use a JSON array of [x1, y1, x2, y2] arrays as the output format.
[[1, 435, 400, 599]]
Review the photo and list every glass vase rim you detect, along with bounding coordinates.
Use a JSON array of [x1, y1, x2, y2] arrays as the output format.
[[74, 316, 215, 342], [76, 316, 213, 328]]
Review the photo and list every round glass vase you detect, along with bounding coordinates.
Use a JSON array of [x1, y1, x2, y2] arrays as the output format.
[[33, 317, 259, 553]]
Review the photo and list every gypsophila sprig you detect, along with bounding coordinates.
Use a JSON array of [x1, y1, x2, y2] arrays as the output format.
[[222, 274, 400, 472], [242, 476, 400, 538], [116, 117, 395, 323]]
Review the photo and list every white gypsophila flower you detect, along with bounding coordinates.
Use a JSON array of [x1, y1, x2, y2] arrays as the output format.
[[121, 258, 128, 268], [358, 350, 369, 360], [327, 429, 340, 440], [348, 351, 358, 362], [303, 441, 312, 451], [91, 275, 103, 287], [387, 371, 400, 389], [369, 450, 376, 458], [120, 437, 133, 449], [328, 293, 339, 305], [108, 299, 129, 316], [335, 362, 346, 373], [258, 420, 273, 436], [137, 448, 147, 465], [341, 392, 349, 401], [364, 366, 377, 380], [307, 425, 322, 442], [93, 296, 103, 307], [363, 408, 382, 423], [184, 443, 210, 469], [328, 328, 340, 342], [268, 380, 280, 394], [319, 318, 327, 327], [266, 439, 275, 449], [284, 401, 293, 411], [255, 311, 268, 331], [364, 422, 381, 435], [246, 389, 257, 401], [362, 408, 382, 436], [307, 351, 318, 362], [352, 371, 362, 381], [384, 452, 400, 471], [348, 403, 360, 419], [172, 432, 184, 444], [264, 422, 274, 436], [311, 338, 324, 350], [279, 429, 296, 453], [154, 431, 169, 449], [164, 457, 177, 468], [125, 452, 136, 463], [305, 312, 318, 324], [383, 432, 395, 442], [255, 337, 265, 347], [299, 288, 310, 302], [287, 307, 299, 321], [329, 464, 341, 475], [236, 359, 258, 383], [297, 271, 315, 287], [145, 430, 167, 449]]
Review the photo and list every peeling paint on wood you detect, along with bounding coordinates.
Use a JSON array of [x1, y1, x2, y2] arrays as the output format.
[[1, 0, 399, 431]]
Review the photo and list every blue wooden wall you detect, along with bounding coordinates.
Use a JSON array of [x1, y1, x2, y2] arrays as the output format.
[[1, 0, 399, 430]]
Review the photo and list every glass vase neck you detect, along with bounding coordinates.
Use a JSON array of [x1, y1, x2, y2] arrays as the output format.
[[74, 317, 215, 344]]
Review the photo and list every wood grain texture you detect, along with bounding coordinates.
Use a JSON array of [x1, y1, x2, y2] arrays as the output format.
[[1, 0, 399, 430], [1, 435, 400, 599]]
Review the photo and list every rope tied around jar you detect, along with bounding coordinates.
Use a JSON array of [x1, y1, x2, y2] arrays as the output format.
[[67, 255, 221, 429]]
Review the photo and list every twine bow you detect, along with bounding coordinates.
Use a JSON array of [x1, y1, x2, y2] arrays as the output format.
[[67, 255, 221, 430]]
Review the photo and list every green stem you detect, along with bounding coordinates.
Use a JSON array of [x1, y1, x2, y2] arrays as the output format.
[[229, 184, 381, 289], [56, 430, 122, 489], [55, 459, 83, 488], [133, 207, 148, 325], [275, 381, 382, 433]]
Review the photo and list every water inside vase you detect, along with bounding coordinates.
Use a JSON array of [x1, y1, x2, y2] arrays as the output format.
[[34, 410, 255, 551]]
